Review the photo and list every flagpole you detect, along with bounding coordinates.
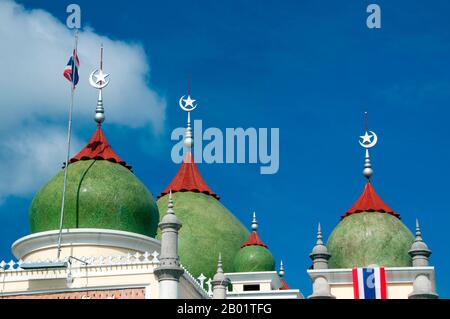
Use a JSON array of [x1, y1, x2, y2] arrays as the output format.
[[56, 30, 78, 260]]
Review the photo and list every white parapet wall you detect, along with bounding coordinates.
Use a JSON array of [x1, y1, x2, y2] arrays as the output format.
[[0, 251, 209, 299], [12, 228, 162, 261], [0, 229, 210, 299]]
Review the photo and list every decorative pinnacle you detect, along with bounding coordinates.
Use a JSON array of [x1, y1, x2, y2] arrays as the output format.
[[363, 149, 373, 179], [279, 260, 285, 277], [95, 90, 105, 125], [415, 218, 423, 241], [359, 112, 378, 180], [409, 217, 431, 262], [167, 190, 174, 215], [212, 253, 228, 284], [251, 212, 258, 231], [217, 253, 223, 274], [316, 223, 323, 245], [184, 111, 193, 149]]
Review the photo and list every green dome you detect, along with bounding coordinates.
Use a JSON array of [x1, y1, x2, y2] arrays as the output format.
[[157, 192, 249, 279], [327, 212, 414, 268], [233, 245, 275, 272], [30, 160, 159, 237]]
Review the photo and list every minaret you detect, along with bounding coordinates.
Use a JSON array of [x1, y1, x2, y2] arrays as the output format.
[[408, 219, 439, 299], [211, 254, 230, 299], [308, 223, 335, 299], [154, 191, 184, 299]]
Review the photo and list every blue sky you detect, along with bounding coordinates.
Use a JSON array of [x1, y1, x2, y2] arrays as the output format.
[[1, 0, 449, 297]]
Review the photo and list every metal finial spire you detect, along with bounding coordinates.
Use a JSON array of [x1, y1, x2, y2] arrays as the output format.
[[359, 112, 378, 180], [188, 74, 191, 96], [100, 43, 103, 70], [279, 260, 285, 277], [89, 44, 110, 125], [251, 212, 258, 231], [167, 190, 174, 215]]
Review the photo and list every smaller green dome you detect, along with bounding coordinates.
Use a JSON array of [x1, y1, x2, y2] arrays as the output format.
[[233, 245, 275, 272]]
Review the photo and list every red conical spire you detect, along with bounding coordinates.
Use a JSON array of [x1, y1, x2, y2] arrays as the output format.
[[241, 231, 268, 248], [69, 125, 131, 170], [341, 182, 400, 220], [159, 152, 219, 200]]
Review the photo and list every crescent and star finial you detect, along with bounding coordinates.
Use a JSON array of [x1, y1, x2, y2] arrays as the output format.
[[359, 112, 377, 180], [179, 93, 197, 151], [89, 69, 110, 89], [358, 131, 378, 149], [89, 45, 110, 124], [179, 95, 197, 112]]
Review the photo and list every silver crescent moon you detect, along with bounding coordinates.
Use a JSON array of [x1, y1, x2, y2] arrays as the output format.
[[359, 131, 378, 149], [89, 69, 109, 89], [178, 95, 197, 112]]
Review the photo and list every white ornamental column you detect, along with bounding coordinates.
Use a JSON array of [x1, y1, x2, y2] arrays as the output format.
[[211, 254, 230, 299], [154, 191, 184, 299]]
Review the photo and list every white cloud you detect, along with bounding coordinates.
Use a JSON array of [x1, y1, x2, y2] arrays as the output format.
[[0, 125, 83, 203], [0, 0, 166, 200]]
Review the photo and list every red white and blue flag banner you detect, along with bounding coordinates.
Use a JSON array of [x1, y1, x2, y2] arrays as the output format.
[[352, 267, 387, 299], [63, 49, 80, 87]]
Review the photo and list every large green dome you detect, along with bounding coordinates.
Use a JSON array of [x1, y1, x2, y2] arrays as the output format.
[[233, 245, 275, 272], [157, 192, 249, 279], [327, 212, 414, 268], [29, 160, 159, 237]]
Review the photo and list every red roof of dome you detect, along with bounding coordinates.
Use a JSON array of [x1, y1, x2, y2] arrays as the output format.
[[341, 182, 400, 220], [69, 125, 131, 170], [159, 152, 219, 200], [241, 231, 268, 248]]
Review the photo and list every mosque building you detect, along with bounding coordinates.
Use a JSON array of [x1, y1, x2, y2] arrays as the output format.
[[0, 49, 438, 299]]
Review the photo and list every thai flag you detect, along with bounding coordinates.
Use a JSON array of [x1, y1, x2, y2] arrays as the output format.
[[352, 267, 387, 299], [63, 49, 80, 87]]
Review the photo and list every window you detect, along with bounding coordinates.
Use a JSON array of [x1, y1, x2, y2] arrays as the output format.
[[243, 284, 260, 291]]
